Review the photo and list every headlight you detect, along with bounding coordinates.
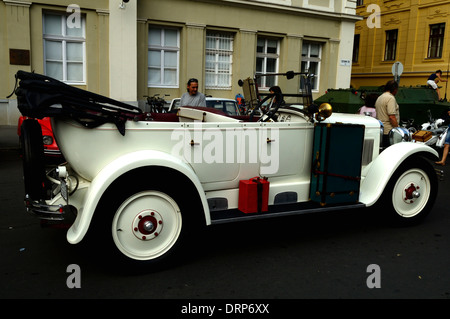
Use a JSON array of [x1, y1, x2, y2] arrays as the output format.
[[389, 127, 411, 145], [315, 103, 333, 121], [42, 135, 53, 145]]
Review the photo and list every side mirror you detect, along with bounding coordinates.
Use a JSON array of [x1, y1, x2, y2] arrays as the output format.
[[286, 71, 295, 80]]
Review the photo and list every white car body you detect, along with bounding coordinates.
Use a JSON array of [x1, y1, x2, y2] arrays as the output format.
[[47, 108, 437, 243], [15, 70, 440, 268]]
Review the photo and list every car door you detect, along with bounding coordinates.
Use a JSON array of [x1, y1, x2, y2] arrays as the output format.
[[183, 122, 241, 183], [259, 121, 313, 177]]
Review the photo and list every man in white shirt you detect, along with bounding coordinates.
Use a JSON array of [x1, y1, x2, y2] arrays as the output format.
[[375, 80, 400, 146]]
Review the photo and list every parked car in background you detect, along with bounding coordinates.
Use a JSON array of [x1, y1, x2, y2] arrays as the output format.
[[169, 97, 241, 115], [17, 116, 61, 158]]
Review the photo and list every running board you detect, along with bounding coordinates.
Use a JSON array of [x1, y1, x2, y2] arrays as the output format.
[[210, 201, 366, 225]]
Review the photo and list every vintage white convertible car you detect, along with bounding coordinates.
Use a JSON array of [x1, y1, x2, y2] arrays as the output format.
[[14, 71, 440, 268]]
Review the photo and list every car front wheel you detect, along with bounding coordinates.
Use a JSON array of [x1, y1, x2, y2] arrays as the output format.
[[380, 157, 438, 226]]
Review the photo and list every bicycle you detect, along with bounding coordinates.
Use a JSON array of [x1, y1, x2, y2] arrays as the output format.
[[143, 94, 169, 113]]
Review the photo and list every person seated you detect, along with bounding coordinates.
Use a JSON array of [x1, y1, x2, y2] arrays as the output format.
[[357, 93, 378, 118], [261, 86, 284, 111], [180, 78, 206, 107]]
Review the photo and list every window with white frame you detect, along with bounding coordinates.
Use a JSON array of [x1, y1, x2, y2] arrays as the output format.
[[301, 42, 322, 91], [43, 13, 86, 83], [256, 37, 280, 89], [205, 32, 233, 89], [148, 26, 180, 87]]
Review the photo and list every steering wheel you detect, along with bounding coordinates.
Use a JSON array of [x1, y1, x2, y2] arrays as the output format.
[[256, 93, 284, 122]]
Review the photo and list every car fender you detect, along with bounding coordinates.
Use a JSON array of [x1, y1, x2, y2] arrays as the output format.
[[66, 150, 209, 244], [359, 143, 438, 207]]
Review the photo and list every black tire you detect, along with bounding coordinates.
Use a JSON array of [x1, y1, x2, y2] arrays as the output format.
[[378, 156, 438, 226], [20, 119, 46, 199], [91, 169, 204, 272]]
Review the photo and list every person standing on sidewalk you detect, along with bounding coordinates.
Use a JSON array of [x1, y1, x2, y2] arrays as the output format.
[[375, 80, 400, 147]]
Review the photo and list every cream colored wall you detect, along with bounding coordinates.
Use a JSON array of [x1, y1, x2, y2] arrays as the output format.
[[138, 0, 359, 103], [2, 2, 32, 92], [1, 1, 32, 125], [0, 0, 110, 125], [1, 0, 110, 124], [1, 0, 359, 124], [109, 0, 137, 102]]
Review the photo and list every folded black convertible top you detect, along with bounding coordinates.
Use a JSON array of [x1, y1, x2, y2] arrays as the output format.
[[11, 70, 142, 135]]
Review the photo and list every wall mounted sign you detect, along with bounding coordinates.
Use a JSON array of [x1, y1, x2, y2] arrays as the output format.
[[10, 49, 30, 66]]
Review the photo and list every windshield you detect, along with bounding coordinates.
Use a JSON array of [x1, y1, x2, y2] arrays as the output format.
[[205, 100, 238, 115], [171, 99, 239, 115]]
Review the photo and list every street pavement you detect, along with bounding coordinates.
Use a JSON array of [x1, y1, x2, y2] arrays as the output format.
[[0, 125, 18, 151], [0, 124, 449, 302]]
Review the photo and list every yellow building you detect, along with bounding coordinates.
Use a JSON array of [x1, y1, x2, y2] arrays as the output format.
[[1, 0, 361, 125], [352, 0, 450, 98]]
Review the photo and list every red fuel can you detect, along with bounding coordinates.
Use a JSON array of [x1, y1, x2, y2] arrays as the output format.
[[238, 177, 269, 213]]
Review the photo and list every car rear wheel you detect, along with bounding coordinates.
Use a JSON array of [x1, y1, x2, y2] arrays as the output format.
[[111, 190, 182, 262], [91, 172, 204, 271], [380, 157, 437, 225]]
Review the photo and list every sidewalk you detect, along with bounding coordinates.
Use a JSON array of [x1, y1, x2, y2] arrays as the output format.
[[0, 125, 19, 150]]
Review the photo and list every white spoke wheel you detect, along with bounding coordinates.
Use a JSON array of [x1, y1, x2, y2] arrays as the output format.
[[391, 168, 430, 218], [112, 191, 182, 261], [380, 158, 437, 225], [90, 170, 204, 270]]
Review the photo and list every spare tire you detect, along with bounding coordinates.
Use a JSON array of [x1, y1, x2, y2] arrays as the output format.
[[20, 119, 46, 199]]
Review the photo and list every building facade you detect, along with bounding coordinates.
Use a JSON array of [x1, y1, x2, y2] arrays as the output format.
[[352, 0, 450, 95], [1, 0, 360, 125]]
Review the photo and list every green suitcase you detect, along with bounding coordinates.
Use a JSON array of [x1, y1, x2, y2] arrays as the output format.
[[310, 123, 365, 206]]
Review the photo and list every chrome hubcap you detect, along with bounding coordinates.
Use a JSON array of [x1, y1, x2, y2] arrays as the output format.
[[132, 210, 163, 241], [403, 183, 420, 204]]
